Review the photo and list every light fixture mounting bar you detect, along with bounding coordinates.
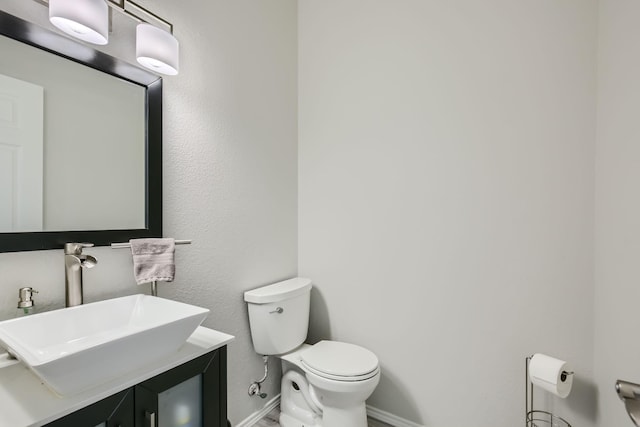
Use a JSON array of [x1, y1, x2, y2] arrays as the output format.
[[107, 0, 173, 34], [27, 0, 179, 75], [29, 0, 174, 34]]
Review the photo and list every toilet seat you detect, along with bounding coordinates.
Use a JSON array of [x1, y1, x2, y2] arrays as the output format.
[[300, 341, 379, 382]]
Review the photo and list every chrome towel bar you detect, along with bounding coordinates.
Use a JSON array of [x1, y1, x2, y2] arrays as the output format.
[[110, 239, 192, 249]]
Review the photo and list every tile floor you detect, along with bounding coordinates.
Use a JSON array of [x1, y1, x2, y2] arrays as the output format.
[[255, 406, 393, 427]]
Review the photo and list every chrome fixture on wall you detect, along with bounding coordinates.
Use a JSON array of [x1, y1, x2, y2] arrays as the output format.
[[35, 0, 179, 75], [247, 355, 270, 399], [616, 380, 640, 426]]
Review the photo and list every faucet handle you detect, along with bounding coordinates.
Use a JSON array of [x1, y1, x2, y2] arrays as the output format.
[[64, 242, 94, 255]]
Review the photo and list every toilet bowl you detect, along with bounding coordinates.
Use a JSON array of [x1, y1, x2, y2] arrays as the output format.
[[244, 278, 381, 427], [280, 342, 380, 427]]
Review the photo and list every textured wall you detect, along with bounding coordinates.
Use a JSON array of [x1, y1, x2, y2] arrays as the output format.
[[594, 0, 640, 425], [298, 1, 597, 425], [0, 0, 298, 424]]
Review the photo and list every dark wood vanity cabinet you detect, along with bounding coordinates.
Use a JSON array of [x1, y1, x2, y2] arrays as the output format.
[[44, 347, 227, 427], [135, 347, 227, 427]]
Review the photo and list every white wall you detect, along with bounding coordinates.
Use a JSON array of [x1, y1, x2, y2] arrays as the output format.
[[594, 0, 640, 426], [4, 2, 632, 426], [0, 0, 298, 424], [298, 1, 597, 426]]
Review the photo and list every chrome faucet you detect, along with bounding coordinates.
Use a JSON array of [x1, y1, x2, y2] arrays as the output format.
[[64, 243, 97, 307]]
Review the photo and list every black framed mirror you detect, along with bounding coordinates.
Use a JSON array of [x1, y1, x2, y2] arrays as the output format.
[[0, 10, 162, 252]]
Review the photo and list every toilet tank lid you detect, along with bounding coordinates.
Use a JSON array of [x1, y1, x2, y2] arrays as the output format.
[[244, 277, 312, 304]]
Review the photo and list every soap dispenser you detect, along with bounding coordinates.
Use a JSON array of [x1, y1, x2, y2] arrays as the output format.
[[15, 287, 38, 316]]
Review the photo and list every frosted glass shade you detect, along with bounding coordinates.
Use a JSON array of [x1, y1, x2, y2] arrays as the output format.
[[49, 0, 108, 45], [158, 375, 202, 427], [136, 23, 179, 76]]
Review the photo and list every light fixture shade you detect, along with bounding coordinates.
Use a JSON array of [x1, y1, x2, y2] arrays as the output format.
[[49, 0, 109, 45], [136, 23, 179, 76]]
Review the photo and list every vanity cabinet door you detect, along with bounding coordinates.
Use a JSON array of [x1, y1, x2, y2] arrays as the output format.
[[44, 388, 134, 427], [134, 347, 227, 427]]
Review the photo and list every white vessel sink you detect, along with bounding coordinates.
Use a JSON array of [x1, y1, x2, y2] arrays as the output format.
[[0, 294, 209, 396]]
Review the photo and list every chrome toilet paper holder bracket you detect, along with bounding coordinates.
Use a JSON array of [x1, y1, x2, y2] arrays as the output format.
[[616, 379, 640, 426], [560, 370, 575, 382], [525, 355, 573, 427]]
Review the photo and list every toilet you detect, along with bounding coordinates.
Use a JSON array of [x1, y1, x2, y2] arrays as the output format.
[[244, 277, 380, 427]]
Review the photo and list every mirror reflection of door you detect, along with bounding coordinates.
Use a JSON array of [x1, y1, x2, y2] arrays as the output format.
[[0, 73, 43, 232]]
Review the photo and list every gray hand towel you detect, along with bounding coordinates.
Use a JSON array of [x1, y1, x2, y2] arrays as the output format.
[[130, 238, 175, 285]]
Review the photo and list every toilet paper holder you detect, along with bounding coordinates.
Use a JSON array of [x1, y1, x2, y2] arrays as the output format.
[[616, 379, 640, 426], [525, 355, 573, 427]]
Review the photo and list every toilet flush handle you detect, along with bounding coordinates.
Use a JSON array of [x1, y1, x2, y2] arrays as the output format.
[[270, 307, 284, 314]]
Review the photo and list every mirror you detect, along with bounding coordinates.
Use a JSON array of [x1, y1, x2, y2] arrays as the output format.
[[0, 10, 162, 252]]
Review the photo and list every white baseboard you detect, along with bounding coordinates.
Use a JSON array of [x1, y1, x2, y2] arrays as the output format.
[[367, 405, 425, 427], [234, 394, 281, 427], [234, 396, 423, 427]]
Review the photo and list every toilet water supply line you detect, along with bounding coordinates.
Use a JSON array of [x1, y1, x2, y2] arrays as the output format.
[[248, 355, 269, 398]]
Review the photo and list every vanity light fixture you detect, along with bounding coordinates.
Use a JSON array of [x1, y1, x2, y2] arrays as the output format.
[[40, 0, 179, 75], [136, 23, 179, 76], [48, 0, 109, 45]]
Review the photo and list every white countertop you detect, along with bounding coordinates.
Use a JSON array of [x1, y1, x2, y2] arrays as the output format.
[[0, 326, 234, 427]]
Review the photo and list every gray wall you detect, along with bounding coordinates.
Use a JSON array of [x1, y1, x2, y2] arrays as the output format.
[[298, 1, 597, 426], [0, 0, 298, 424], [594, 0, 640, 425], [3, 1, 638, 426]]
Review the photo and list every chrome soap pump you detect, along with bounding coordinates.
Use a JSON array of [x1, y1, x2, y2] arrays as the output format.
[[16, 287, 38, 316]]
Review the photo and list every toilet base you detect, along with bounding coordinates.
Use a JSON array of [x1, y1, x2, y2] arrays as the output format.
[[280, 369, 322, 427]]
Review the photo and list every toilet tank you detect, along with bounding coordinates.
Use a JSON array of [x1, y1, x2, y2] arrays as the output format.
[[244, 277, 312, 355]]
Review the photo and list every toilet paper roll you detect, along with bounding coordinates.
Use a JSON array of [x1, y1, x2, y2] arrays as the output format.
[[529, 353, 573, 398]]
